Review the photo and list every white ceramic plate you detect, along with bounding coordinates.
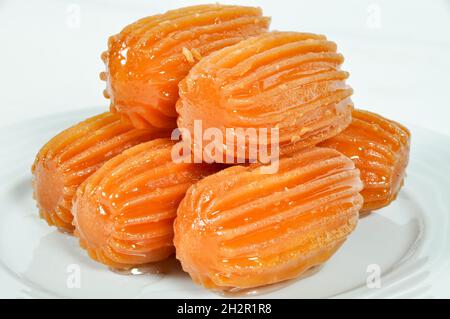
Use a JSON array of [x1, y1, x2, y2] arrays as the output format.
[[0, 109, 449, 299]]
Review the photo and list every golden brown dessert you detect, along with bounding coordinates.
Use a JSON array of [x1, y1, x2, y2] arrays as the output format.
[[319, 109, 410, 212], [177, 31, 353, 163], [32, 112, 165, 232], [72, 138, 222, 270], [102, 4, 270, 129], [174, 147, 363, 290]]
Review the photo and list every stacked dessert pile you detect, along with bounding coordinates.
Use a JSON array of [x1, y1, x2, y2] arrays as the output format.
[[32, 4, 410, 292]]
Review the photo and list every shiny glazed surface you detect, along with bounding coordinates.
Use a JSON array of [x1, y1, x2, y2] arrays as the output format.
[[32, 112, 164, 232], [177, 31, 353, 162], [103, 4, 270, 129], [174, 147, 363, 290], [319, 109, 411, 212], [72, 138, 222, 269]]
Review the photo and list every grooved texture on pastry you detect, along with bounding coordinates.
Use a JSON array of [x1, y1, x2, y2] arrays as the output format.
[[174, 147, 363, 289], [103, 4, 270, 129], [72, 138, 223, 269], [177, 31, 353, 163], [32, 112, 165, 232], [319, 109, 410, 212]]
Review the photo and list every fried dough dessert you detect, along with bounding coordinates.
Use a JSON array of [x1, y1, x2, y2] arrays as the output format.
[[32, 112, 165, 233], [319, 109, 410, 212], [174, 147, 363, 290], [102, 4, 270, 129], [177, 31, 353, 163], [72, 138, 222, 270]]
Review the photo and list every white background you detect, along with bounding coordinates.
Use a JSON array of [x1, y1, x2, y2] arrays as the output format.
[[1, 0, 449, 136]]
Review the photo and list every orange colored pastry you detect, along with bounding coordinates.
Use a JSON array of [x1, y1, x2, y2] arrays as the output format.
[[174, 147, 363, 290], [32, 112, 166, 233], [319, 109, 410, 212], [102, 4, 270, 130], [177, 31, 353, 163], [72, 138, 222, 270]]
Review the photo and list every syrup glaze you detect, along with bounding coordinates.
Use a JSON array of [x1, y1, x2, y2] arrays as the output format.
[[103, 4, 270, 129], [174, 147, 363, 290]]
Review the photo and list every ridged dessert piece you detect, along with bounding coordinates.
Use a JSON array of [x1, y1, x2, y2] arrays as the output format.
[[174, 147, 363, 290], [72, 138, 223, 270], [177, 31, 353, 163], [102, 4, 270, 130], [32, 112, 166, 233], [319, 109, 410, 212]]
